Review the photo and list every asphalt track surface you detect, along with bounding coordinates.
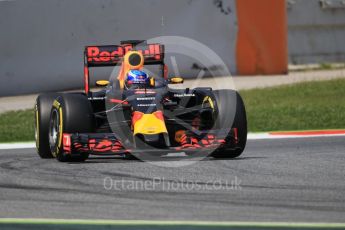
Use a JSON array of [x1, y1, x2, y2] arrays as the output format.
[[0, 136, 344, 225]]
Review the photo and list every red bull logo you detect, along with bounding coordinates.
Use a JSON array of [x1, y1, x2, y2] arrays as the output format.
[[86, 44, 162, 63]]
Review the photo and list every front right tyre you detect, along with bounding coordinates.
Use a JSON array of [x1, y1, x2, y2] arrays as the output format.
[[35, 93, 61, 159], [49, 94, 94, 162]]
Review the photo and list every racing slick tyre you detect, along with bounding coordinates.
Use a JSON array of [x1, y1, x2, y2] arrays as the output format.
[[35, 93, 61, 159], [49, 94, 94, 162], [211, 90, 247, 159]]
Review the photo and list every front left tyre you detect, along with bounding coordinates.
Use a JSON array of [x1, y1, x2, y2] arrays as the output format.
[[210, 89, 247, 159]]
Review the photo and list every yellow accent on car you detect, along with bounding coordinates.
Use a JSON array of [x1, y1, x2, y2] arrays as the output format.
[[96, 80, 110, 87], [150, 77, 155, 87], [133, 114, 167, 135], [58, 107, 63, 151], [203, 96, 215, 111], [53, 100, 60, 109], [169, 77, 184, 84], [51, 100, 63, 157], [125, 51, 144, 69], [35, 104, 39, 150]]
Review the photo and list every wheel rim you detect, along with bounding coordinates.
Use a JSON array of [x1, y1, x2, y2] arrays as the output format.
[[49, 109, 60, 151]]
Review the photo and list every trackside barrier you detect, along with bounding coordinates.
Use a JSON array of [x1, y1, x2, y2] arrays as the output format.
[[236, 0, 288, 75]]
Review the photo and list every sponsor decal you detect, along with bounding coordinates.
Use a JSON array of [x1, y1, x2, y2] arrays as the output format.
[[132, 80, 146, 84], [87, 46, 124, 62], [136, 97, 156, 101], [137, 104, 157, 107], [89, 97, 106, 100], [173, 93, 196, 97], [87, 44, 162, 63], [135, 90, 156, 94]]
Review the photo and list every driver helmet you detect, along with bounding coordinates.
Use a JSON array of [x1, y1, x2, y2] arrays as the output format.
[[125, 70, 150, 89]]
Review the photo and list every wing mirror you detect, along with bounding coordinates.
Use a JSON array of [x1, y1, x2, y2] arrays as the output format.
[[169, 77, 184, 84], [96, 80, 110, 87]]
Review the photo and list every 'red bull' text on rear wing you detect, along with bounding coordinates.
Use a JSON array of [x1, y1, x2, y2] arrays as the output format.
[[83, 41, 165, 94]]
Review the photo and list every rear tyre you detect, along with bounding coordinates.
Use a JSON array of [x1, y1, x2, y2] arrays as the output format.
[[211, 90, 247, 159], [49, 94, 94, 162], [35, 93, 61, 159]]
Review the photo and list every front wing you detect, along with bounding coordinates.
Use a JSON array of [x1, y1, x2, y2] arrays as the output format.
[[62, 129, 239, 156]]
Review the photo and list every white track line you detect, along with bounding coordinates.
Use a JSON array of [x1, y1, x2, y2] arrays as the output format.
[[0, 142, 35, 150], [1, 218, 345, 228], [247, 133, 345, 140]]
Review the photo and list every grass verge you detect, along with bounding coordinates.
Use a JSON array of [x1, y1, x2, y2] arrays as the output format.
[[0, 78, 345, 142], [241, 78, 345, 132], [0, 109, 34, 142]]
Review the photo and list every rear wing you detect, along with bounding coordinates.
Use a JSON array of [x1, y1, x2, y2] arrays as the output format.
[[83, 42, 165, 94], [84, 43, 165, 67]]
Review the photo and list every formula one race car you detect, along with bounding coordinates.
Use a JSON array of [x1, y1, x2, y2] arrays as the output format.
[[35, 40, 247, 162]]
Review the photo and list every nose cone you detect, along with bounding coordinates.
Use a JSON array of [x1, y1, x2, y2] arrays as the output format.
[[132, 111, 167, 136], [132, 111, 169, 149]]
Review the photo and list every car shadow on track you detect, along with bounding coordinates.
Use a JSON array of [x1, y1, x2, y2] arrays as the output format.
[[68, 156, 267, 164], [208, 156, 267, 161]]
